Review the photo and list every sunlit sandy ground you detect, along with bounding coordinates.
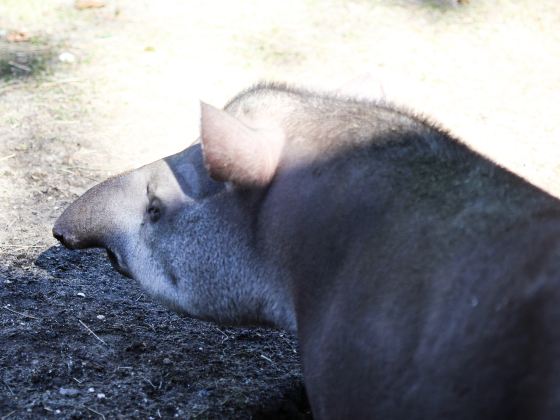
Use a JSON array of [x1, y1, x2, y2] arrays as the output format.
[[1, 0, 559, 246]]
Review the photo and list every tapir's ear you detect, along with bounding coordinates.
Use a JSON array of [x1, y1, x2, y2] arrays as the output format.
[[199, 102, 283, 188]]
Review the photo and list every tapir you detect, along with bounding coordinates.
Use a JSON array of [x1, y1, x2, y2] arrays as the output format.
[[53, 83, 560, 419]]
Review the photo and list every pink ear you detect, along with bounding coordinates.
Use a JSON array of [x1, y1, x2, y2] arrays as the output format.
[[200, 102, 283, 187]]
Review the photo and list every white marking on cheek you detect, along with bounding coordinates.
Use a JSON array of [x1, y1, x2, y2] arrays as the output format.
[[136, 267, 184, 307], [130, 245, 188, 313], [123, 225, 188, 312]]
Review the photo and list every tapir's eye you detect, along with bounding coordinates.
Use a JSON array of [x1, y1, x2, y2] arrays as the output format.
[[147, 197, 162, 223]]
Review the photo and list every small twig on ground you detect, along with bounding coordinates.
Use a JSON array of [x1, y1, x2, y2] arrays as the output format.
[[216, 327, 230, 343], [60, 168, 98, 182], [2, 380, 14, 396], [73, 377, 83, 384], [143, 377, 157, 389], [192, 407, 209, 419], [2, 305, 39, 320], [8, 61, 31, 73], [78, 319, 107, 345], [0, 154, 15, 162], [0, 244, 44, 254], [0, 244, 43, 249], [66, 165, 108, 172], [260, 354, 274, 364], [86, 406, 106, 420], [1, 411, 15, 420]]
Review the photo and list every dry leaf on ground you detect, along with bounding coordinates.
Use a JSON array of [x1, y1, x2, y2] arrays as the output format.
[[75, 0, 106, 10], [6, 30, 30, 43]]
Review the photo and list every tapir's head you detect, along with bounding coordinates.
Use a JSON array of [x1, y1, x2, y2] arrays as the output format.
[[52, 143, 224, 278], [53, 101, 288, 324]]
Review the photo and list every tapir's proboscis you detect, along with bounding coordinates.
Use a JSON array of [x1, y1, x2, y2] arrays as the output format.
[[53, 84, 560, 419]]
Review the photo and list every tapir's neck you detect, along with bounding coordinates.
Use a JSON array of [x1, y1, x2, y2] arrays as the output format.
[[257, 141, 513, 333], [210, 193, 297, 330]]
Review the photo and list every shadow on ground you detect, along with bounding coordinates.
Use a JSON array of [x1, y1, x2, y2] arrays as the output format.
[[0, 246, 309, 419]]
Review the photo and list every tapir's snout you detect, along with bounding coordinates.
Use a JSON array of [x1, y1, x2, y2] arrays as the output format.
[[52, 225, 64, 243], [52, 174, 127, 251], [52, 208, 102, 250], [53, 212, 134, 279], [51, 150, 193, 281], [52, 220, 86, 249], [52, 171, 142, 280]]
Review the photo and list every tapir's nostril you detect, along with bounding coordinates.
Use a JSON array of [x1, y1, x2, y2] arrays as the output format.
[[52, 227, 64, 243]]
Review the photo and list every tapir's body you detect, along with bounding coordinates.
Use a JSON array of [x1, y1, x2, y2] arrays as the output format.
[[54, 84, 560, 419]]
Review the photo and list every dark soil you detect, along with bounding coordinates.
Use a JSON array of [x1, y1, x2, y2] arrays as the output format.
[[0, 247, 309, 419]]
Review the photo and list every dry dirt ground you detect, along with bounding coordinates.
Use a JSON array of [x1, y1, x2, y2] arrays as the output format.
[[0, 0, 559, 418]]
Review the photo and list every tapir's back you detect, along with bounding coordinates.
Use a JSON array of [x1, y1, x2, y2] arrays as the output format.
[[292, 163, 560, 418], [246, 86, 560, 419]]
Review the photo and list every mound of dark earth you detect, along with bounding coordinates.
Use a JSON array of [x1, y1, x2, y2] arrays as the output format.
[[0, 247, 309, 419]]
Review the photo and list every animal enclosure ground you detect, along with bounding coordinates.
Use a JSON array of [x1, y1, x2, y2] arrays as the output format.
[[1, 0, 559, 418], [1, 248, 307, 418]]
